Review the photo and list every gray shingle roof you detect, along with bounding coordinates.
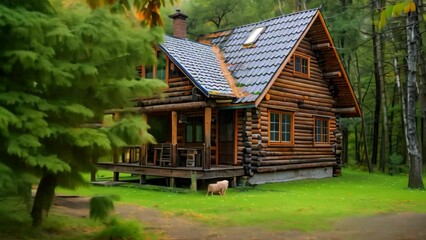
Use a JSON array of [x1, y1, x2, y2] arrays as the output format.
[[210, 9, 318, 103], [159, 36, 234, 97], [160, 9, 318, 103]]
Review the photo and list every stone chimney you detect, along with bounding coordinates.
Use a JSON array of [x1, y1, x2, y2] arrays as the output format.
[[168, 9, 188, 38]]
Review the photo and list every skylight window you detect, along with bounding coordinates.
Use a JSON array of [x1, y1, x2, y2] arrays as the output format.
[[243, 26, 265, 46]]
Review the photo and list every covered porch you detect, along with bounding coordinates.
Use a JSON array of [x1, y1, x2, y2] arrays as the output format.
[[97, 104, 244, 189]]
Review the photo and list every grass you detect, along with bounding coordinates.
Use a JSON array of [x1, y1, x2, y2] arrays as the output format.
[[0, 196, 102, 240], [60, 168, 426, 232]]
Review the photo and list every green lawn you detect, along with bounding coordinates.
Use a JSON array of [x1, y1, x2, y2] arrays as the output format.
[[0, 197, 102, 240], [60, 169, 426, 231]]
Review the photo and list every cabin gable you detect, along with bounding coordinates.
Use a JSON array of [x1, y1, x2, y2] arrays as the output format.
[[135, 50, 206, 108]]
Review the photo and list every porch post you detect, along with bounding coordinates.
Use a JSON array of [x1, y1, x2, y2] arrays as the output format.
[[204, 107, 211, 170], [171, 111, 178, 167]]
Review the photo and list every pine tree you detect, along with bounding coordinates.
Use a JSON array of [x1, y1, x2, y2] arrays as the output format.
[[0, 1, 166, 226]]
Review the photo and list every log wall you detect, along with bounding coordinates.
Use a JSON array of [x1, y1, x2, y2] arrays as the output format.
[[137, 65, 204, 107], [250, 37, 340, 173]]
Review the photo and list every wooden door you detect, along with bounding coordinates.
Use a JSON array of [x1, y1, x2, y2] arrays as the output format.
[[218, 110, 235, 165]]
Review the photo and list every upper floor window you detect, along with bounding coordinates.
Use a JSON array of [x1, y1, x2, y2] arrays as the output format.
[[138, 51, 167, 81], [269, 111, 294, 145], [314, 117, 329, 144], [294, 53, 310, 77], [169, 61, 186, 79]]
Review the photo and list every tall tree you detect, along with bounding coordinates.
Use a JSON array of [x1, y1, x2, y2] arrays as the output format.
[[0, 1, 168, 226], [370, 0, 384, 168], [406, 0, 424, 188]]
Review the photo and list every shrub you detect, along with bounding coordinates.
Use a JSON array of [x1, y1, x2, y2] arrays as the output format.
[[95, 217, 144, 240], [89, 195, 119, 221]]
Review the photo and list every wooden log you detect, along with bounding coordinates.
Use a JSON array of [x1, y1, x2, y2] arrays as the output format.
[[165, 85, 192, 92], [144, 101, 209, 113], [312, 43, 330, 50], [140, 95, 194, 106], [264, 93, 271, 101], [168, 76, 188, 83], [169, 80, 190, 88], [256, 161, 336, 173], [323, 71, 342, 78], [332, 107, 356, 114], [204, 107, 211, 170], [258, 157, 336, 165]]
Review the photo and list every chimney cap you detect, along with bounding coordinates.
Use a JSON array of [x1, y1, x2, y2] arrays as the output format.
[[169, 9, 188, 20]]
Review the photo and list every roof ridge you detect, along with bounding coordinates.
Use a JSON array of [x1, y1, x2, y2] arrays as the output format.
[[164, 35, 213, 47], [203, 8, 319, 36]]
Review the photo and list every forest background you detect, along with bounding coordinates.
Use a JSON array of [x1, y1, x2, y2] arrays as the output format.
[[159, 0, 426, 185]]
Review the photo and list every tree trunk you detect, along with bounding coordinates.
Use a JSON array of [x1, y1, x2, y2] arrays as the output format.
[[389, 82, 397, 156], [355, 51, 372, 172], [391, 34, 409, 157], [374, 0, 389, 172], [371, 1, 382, 167], [31, 173, 58, 227], [355, 125, 360, 164], [415, 0, 426, 169], [406, 5, 424, 189]]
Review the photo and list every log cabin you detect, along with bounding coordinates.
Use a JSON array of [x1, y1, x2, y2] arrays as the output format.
[[97, 8, 361, 188]]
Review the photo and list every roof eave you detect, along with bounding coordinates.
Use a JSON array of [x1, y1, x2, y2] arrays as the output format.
[[158, 43, 211, 98]]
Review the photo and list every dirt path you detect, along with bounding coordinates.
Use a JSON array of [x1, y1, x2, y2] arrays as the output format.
[[53, 196, 426, 240]]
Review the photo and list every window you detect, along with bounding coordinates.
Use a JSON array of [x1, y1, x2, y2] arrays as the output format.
[[314, 117, 329, 144], [243, 26, 265, 46], [137, 51, 167, 81], [156, 52, 166, 80], [186, 117, 203, 143], [294, 54, 310, 77], [169, 62, 186, 79], [269, 111, 294, 144]]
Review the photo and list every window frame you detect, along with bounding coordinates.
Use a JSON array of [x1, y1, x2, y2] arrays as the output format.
[[185, 116, 204, 143], [313, 116, 330, 145], [293, 53, 310, 78], [268, 110, 295, 146], [243, 26, 266, 47], [138, 51, 169, 84]]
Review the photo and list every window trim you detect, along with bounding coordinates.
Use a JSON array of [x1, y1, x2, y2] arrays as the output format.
[[313, 116, 330, 145], [243, 26, 266, 47], [268, 110, 294, 146], [293, 53, 310, 78], [185, 116, 204, 143], [138, 51, 169, 85]]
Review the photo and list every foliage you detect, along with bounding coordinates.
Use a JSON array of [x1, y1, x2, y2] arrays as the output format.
[[61, 169, 426, 232], [94, 217, 144, 240], [85, 0, 178, 27], [378, 0, 417, 30], [0, 1, 167, 226], [186, 0, 280, 37], [89, 195, 120, 221], [0, 196, 102, 240]]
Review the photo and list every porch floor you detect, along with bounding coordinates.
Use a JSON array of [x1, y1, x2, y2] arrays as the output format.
[[96, 162, 245, 180]]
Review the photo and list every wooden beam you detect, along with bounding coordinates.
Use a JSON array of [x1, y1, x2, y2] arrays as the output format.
[[256, 161, 336, 173], [234, 110, 239, 165], [105, 101, 208, 114], [215, 109, 219, 165], [312, 43, 330, 50], [323, 71, 342, 78], [332, 107, 356, 114], [96, 162, 244, 179], [204, 107, 212, 170], [171, 111, 178, 144], [171, 111, 178, 167]]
